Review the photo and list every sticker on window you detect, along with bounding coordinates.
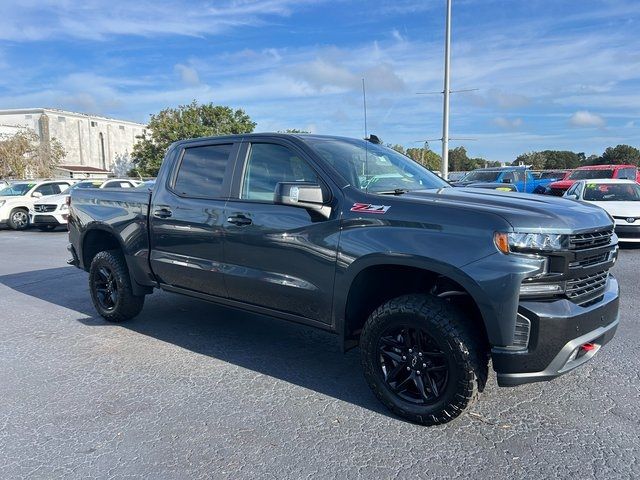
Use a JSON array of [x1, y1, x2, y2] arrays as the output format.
[[350, 203, 390, 214]]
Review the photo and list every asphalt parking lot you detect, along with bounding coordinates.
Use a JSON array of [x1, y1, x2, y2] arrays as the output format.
[[1, 229, 639, 479]]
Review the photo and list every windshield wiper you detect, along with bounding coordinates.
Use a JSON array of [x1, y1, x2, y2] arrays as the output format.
[[377, 188, 411, 195]]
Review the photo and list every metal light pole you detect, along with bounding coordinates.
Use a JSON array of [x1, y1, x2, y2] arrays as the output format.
[[441, 0, 452, 179]]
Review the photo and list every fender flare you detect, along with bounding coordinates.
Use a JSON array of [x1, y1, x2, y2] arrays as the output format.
[[333, 253, 494, 349]]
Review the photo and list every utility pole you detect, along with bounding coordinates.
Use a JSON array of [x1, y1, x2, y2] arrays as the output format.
[[441, 0, 452, 179]]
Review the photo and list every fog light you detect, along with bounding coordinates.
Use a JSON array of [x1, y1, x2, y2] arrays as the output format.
[[519, 283, 564, 296]]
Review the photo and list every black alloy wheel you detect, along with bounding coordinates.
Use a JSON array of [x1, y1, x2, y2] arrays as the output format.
[[94, 265, 119, 311], [378, 326, 449, 404]]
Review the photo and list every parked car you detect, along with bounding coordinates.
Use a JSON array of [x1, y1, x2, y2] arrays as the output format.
[[68, 133, 619, 426], [453, 166, 553, 193], [547, 164, 639, 196], [0, 180, 76, 230], [447, 171, 467, 182], [30, 178, 140, 230], [564, 179, 640, 243]]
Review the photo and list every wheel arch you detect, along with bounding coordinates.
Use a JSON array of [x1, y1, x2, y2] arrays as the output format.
[[80, 225, 152, 296], [336, 255, 491, 351]]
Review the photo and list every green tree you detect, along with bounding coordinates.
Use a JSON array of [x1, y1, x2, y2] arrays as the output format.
[[599, 144, 640, 166], [512, 150, 584, 169], [388, 144, 405, 154], [513, 151, 547, 169], [405, 147, 442, 171], [0, 128, 65, 178], [131, 100, 256, 176]]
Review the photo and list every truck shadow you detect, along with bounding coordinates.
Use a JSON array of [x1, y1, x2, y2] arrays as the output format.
[[0, 266, 385, 416]]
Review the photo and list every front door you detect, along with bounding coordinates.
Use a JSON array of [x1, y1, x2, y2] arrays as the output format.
[[223, 141, 340, 325], [150, 141, 239, 297]]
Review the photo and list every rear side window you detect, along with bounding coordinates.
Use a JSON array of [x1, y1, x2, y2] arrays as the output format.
[[35, 183, 62, 196], [174, 144, 233, 198], [617, 168, 637, 180]]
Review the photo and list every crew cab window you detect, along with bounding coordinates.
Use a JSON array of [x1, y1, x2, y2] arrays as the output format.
[[241, 143, 318, 201], [174, 144, 233, 198]]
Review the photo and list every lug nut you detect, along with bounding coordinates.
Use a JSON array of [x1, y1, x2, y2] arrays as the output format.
[[406, 366, 411, 371], [416, 371, 421, 375], [402, 356, 406, 360], [408, 349, 413, 353], [422, 363, 427, 368], [418, 352, 422, 356]]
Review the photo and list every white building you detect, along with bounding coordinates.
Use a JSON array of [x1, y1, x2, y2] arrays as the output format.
[[0, 108, 146, 176]]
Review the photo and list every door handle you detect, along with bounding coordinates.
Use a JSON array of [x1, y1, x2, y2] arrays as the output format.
[[153, 207, 173, 219], [227, 214, 252, 226]]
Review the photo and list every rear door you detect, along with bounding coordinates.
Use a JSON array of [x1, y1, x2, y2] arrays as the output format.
[[149, 140, 240, 297], [222, 139, 340, 325]]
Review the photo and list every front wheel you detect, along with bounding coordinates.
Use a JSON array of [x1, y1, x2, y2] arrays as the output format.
[[8, 208, 29, 230], [360, 294, 487, 426], [89, 250, 145, 322]]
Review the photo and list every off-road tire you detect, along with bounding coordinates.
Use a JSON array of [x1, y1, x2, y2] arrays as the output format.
[[89, 250, 145, 322], [360, 294, 488, 426], [8, 208, 29, 230]]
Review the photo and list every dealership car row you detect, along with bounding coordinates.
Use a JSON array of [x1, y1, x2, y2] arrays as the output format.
[[1, 162, 639, 241]]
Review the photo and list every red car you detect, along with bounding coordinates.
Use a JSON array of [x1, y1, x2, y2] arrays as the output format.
[[547, 164, 639, 196]]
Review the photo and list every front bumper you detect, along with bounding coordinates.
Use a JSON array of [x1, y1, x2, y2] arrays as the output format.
[[494, 275, 619, 386], [30, 212, 68, 226], [614, 223, 640, 242]]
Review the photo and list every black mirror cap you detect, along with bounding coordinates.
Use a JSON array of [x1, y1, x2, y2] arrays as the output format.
[[274, 182, 328, 207]]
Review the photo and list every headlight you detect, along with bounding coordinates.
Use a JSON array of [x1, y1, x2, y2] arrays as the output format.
[[519, 282, 564, 296], [494, 232, 568, 254]]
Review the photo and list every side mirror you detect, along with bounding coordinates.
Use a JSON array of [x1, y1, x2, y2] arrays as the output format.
[[274, 182, 331, 218], [32, 191, 43, 198], [565, 193, 578, 200]]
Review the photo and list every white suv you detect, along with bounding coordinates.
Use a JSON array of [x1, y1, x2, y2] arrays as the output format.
[[0, 180, 76, 230], [30, 178, 140, 231]]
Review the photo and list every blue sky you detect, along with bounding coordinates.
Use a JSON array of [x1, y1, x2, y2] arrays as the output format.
[[0, 0, 639, 162]]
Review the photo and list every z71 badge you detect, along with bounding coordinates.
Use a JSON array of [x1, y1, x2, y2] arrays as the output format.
[[350, 203, 390, 214]]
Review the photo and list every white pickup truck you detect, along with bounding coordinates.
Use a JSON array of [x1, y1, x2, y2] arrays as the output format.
[[30, 179, 140, 230]]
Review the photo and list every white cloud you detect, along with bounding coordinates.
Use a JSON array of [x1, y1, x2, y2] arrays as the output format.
[[493, 117, 523, 129], [174, 64, 200, 86], [569, 111, 606, 128]]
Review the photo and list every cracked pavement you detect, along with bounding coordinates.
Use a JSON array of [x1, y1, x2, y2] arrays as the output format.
[[0, 230, 639, 479]]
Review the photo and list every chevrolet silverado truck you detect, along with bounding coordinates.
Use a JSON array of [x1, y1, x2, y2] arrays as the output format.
[[68, 134, 620, 425]]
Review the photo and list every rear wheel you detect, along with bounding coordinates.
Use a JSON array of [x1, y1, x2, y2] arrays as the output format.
[[360, 294, 487, 426], [89, 250, 145, 322], [8, 208, 29, 230]]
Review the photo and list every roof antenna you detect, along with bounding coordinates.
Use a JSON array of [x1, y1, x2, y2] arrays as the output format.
[[362, 78, 370, 193], [362, 78, 368, 140]]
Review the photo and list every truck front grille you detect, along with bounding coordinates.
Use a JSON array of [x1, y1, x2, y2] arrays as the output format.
[[566, 270, 609, 304], [569, 228, 613, 250], [568, 252, 609, 269], [34, 204, 57, 213]]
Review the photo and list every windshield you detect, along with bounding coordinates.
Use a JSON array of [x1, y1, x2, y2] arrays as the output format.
[[569, 169, 614, 180], [461, 170, 501, 183], [70, 181, 104, 190], [584, 183, 640, 202], [0, 183, 34, 196], [304, 137, 449, 193]]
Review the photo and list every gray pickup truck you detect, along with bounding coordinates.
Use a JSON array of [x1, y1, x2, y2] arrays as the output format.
[[68, 133, 620, 425]]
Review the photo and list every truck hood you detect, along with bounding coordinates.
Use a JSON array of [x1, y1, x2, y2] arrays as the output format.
[[400, 187, 613, 232], [548, 179, 576, 190]]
